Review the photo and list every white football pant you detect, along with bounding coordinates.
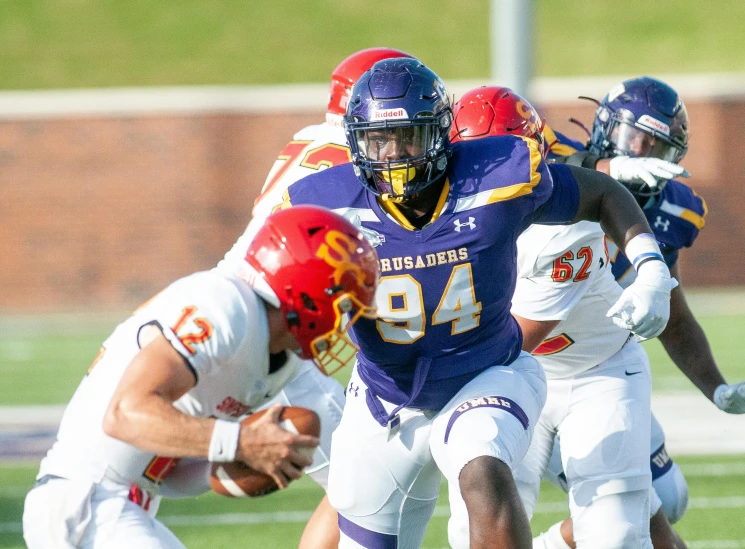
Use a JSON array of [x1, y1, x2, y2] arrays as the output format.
[[327, 352, 547, 549], [542, 400, 690, 525], [512, 340, 653, 549], [24, 476, 182, 549]]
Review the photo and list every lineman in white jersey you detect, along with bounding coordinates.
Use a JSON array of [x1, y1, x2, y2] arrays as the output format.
[[447, 87, 668, 549], [218, 48, 413, 501], [23, 206, 379, 549], [510, 222, 658, 549]]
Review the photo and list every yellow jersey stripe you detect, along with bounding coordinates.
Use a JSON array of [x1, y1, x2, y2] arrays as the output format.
[[659, 199, 705, 229], [543, 124, 580, 157], [678, 209, 705, 229], [484, 136, 543, 204], [454, 137, 543, 213]]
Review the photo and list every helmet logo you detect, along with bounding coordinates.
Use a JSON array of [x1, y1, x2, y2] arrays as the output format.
[[515, 100, 535, 121], [638, 114, 670, 136], [316, 230, 368, 287], [372, 108, 409, 120]]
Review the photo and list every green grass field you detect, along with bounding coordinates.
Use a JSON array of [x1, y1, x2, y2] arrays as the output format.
[[2, 455, 745, 548], [1, 309, 745, 546], [1, 1, 745, 90]]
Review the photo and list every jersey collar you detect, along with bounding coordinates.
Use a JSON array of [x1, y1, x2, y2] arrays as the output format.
[[377, 178, 451, 231]]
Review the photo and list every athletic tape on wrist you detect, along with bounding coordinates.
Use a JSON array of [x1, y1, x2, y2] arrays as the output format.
[[624, 233, 664, 271], [208, 419, 241, 462]]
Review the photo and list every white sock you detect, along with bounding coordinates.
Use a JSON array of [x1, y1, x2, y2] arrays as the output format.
[[533, 521, 572, 549]]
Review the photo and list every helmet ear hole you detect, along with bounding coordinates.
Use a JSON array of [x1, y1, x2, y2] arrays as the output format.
[[300, 293, 318, 311]]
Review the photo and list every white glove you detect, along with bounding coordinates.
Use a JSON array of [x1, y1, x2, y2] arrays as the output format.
[[606, 260, 678, 339], [713, 382, 745, 414], [609, 156, 690, 188]]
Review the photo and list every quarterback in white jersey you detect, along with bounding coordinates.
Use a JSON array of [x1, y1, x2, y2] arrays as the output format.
[[510, 222, 655, 549], [22, 206, 379, 549]]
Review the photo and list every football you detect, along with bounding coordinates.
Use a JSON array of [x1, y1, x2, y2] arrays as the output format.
[[209, 406, 321, 497]]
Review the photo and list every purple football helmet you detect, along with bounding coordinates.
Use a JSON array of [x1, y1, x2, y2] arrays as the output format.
[[589, 76, 689, 197], [344, 58, 452, 202]]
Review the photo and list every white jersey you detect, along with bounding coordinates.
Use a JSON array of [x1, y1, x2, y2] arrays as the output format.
[[511, 221, 630, 379], [38, 270, 302, 492], [217, 121, 349, 275]]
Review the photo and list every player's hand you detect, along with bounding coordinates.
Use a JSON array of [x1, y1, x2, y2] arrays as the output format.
[[606, 260, 678, 339], [713, 382, 745, 414], [235, 403, 319, 489], [609, 156, 690, 188]]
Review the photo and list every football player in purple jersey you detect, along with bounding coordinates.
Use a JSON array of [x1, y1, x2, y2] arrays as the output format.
[[256, 59, 677, 549]]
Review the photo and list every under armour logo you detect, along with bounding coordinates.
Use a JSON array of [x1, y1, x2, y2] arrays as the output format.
[[347, 382, 360, 397], [453, 217, 476, 232], [654, 216, 670, 232]]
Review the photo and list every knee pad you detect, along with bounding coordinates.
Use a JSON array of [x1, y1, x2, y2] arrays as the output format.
[[572, 490, 652, 549], [652, 461, 689, 524], [431, 399, 532, 488]]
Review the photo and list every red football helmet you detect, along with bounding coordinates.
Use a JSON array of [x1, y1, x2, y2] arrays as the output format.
[[242, 206, 379, 375], [450, 86, 545, 153], [326, 47, 415, 125]]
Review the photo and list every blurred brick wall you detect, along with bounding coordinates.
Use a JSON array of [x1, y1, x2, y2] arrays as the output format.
[[1, 99, 742, 313]]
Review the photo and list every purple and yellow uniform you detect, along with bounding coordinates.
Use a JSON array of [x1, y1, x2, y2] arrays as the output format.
[[280, 135, 580, 411], [609, 179, 707, 286]]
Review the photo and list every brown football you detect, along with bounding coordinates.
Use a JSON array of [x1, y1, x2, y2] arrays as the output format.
[[209, 406, 321, 497]]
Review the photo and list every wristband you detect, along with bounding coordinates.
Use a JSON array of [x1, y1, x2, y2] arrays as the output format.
[[624, 233, 664, 272], [208, 419, 241, 462]]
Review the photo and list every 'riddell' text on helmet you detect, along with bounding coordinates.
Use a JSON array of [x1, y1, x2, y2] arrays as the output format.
[[589, 76, 689, 198], [344, 58, 453, 202]]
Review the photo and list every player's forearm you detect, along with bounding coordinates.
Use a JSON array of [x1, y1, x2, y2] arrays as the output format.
[[658, 317, 726, 402], [103, 394, 216, 458], [568, 165, 652, 249]]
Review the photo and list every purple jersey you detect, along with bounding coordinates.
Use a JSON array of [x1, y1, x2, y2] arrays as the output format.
[[610, 179, 707, 282], [285, 136, 580, 410]]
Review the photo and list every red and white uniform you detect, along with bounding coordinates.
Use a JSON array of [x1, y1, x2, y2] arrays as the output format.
[[217, 122, 351, 490], [512, 221, 628, 378], [501, 222, 653, 548], [23, 270, 302, 549], [219, 121, 350, 273]]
